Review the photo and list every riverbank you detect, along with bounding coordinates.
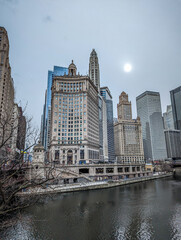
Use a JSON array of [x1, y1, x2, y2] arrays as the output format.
[[18, 172, 172, 196]]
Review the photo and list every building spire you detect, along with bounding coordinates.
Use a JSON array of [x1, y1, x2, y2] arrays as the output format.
[[68, 60, 77, 76], [89, 49, 100, 92]]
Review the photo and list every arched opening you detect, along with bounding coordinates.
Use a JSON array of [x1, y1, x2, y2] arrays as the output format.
[[67, 150, 73, 164]]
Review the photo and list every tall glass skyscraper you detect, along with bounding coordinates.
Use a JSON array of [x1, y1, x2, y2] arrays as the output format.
[[41, 66, 68, 150], [100, 87, 115, 162], [170, 86, 181, 134], [136, 91, 167, 161]]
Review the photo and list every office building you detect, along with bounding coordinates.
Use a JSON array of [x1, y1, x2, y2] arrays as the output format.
[[163, 105, 174, 130], [98, 95, 104, 160], [17, 106, 26, 152], [49, 61, 100, 164], [114, 92, 144, 163], [164, 130, 181, 159], [0, 27, 14, 119], [9, 104, 26, 160], [170, 86, 181, 134], [0, 27, 15, 159], [41, 66, 68, 150], [100, 87, 115, 162], [136, 91, 167, 161]]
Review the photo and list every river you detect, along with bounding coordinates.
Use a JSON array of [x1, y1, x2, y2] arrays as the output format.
[[1, 177, 181, 240]]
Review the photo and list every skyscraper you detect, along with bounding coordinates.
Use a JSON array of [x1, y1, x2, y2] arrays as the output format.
[[41, 66, 68, 150], [0, 27, 15, 159], [100, 87, 115, 162], [10, 104, 26, 160], [163, 105, 174, 130], [170, 86, 181, 134], [89, 49, 100, 92], [136, 91, 167, 161], [164, 130, 181, 159], [114, 92, 144, 163], [49, 61, 100, 164], [0, 27, 14, 121]]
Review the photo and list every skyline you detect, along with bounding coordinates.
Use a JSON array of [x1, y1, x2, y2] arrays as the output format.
[[0, 0, 181, 126]]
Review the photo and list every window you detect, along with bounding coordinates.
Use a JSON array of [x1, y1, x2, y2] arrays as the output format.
[[80, 150, 84, 159], [96, 168, 104, 174]]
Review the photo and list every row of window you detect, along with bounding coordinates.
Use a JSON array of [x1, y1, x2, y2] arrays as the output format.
[[55, 128, 86, 132], [55, 93, 87, 97], [57, 82, 84, 87], [59, 141, 83, 145]]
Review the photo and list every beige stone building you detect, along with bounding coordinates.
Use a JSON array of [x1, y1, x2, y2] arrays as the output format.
[[89, 49, 100, 93], [49, 61, 100, 164], [114, 92, 144, 164]]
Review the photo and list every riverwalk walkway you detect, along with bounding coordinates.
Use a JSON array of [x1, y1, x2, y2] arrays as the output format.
[[18, 172, 172, 197]]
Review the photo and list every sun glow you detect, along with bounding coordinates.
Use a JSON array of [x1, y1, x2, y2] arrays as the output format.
[[124, 63, 132, 72]]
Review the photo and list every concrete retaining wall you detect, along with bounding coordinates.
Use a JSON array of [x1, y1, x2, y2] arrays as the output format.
[[18, 173, 172, 196]]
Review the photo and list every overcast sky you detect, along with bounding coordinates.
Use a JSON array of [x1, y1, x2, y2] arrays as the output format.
[[0, 0, 181, 127]]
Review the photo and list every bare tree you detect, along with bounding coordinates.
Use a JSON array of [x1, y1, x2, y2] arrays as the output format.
[[0, 105, 54, 229]]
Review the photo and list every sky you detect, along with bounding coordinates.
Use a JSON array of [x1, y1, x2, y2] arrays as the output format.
[[0, 0, 181, 127]]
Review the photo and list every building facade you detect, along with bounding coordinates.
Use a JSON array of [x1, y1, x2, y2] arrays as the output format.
[[41, 66, 68, 150], [17, 106, 26, 152], [49, 61, 100, 164], [98, 95, 104, 161], [0, 27, 15, 159], [163, 105, 174, 130], [10, 104, 26, 160], [10, 104, 19, 157], [0, 27, 14, 119], [136, 91, 167, 161], [170, 86, 181, 135], [164, 130, 181, 159], [100, 87, 115, 162], [114, 92, 144, 164], [89, 49, 100, 93]]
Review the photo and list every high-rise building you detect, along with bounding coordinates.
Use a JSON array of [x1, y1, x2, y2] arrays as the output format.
[[170, 86, 181, 134], [10, 104, 19, 157], [98, 95, 104, 161], [0, 27, 14, 119], [100, 87, 115, 162], [102, 97, 108, 161], [89, 49, 100, 92], [136, 91, 167, 161], [17, 106, 26, 152], [89, 50, 111, 162], [114, 92, 144, 163], [41, 66, 68, 150], [163, 105, 174, 130], [97, 94, 109, 162], [9, 104, 26, 160], [0, 27, 15, 159], [49, 61, 100, 164], [164, 130, 181, 159]]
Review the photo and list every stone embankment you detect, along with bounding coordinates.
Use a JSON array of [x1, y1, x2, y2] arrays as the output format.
[[18, 173, 172, 196]]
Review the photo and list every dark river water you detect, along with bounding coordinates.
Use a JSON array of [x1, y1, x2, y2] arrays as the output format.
[[1, 178, 181, 240]]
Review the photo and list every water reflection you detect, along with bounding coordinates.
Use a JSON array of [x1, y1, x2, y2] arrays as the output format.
[[1, 178, 181, 240]]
